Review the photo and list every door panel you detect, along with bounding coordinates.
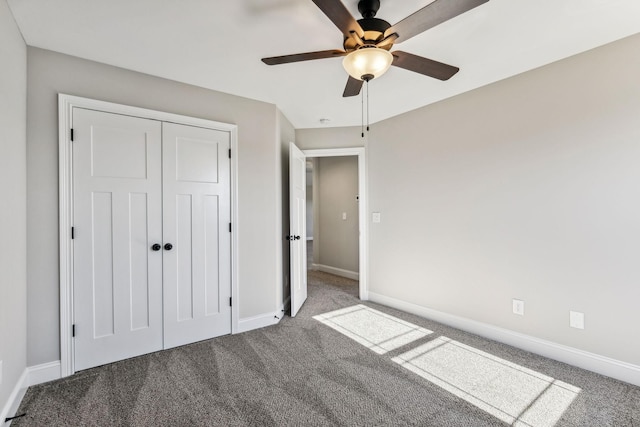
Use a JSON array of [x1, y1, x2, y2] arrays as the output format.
[[130, 193, 151, 330], [73, 108, 163, 371], [91, 191, 115, 338], [162, 122, 232, 349], [289, 142, 307, 317], [204, 195, 221, 315]]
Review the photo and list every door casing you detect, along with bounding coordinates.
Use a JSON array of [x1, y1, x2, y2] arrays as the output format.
[[58, 94, 239, 377]]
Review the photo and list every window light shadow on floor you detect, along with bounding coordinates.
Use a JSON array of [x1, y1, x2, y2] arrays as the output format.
[[313, 304, 433, 354], [314, 305, 581, 427]]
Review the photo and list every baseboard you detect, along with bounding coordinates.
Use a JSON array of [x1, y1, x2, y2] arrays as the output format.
[[368, 291, 640, 387], [237, 310, 281, 333], [312, 264, 359, 281], [0, 368, 28, 425], [28, 361, 61, 386]]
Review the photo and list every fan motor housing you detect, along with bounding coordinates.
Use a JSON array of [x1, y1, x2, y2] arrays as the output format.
[[343, 17, 392, 52]]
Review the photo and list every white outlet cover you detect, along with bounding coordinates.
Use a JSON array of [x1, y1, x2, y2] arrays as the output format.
[[512, 299, 524, 316], [570, 311, 585, 329], [372, 212, 381, 223]]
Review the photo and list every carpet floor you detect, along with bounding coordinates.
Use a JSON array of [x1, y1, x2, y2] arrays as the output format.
[[13, 271, 640, 426]]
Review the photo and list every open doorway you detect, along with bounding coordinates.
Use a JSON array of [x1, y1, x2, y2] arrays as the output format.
[[306, 156, 360, 297], [303, 147, 367, 300]]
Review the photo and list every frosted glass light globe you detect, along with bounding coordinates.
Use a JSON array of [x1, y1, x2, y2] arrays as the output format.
[[342, 47, 393, 81]]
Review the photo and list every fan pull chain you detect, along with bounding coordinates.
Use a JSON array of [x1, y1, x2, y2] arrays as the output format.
[[361, 84, 365, 138], [366, 80, 370, 132], [361, 80, 371, 138]]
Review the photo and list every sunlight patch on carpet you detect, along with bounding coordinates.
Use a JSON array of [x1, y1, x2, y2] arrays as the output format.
[[392, 337, 581, 427], [313, 305, 433, 354]]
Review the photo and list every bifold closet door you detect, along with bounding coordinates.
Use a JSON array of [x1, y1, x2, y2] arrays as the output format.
[[162, 122, 232, 349], [73, 108, 164, 371]]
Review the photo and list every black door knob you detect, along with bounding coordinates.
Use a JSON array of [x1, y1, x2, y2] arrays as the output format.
[[151, 244, 162, 251], [164, 243, 173, 251], [295, 235, 301, 240]]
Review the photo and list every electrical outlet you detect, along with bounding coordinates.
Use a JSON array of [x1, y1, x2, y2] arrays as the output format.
[[570, 311, 585, 329], [372, 212, 381, 223], [512, 299, 524, 316], [342, 212, 347, 220]]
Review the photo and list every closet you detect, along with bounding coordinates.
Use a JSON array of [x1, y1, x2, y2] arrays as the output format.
[[71, 107, 231, 370]]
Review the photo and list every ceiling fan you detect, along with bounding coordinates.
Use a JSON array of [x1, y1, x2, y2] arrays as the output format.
[[261, 0, 490, 97]]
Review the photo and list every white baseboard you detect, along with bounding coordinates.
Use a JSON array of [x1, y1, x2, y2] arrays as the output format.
[[368, 291, 640, 387], [0, 360, 63, 424], [237, 310, 281, 333], [28, 361, 61, 386], [312, 264, 359, 281], [0, 369, 28, 425]]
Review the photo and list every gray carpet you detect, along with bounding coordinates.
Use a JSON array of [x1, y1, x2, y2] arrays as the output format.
[[13, 271, 640, 426]]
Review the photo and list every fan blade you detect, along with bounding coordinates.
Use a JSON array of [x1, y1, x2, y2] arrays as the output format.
[[392, 51, 459, 81], [386, 0, 489, 43], [343, 76, 363, 97], [311, 0, 364, 38], [262, 49, 347, 65]]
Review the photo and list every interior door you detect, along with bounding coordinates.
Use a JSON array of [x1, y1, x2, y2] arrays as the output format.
[[162, 122, 232, 348], [289, 142, 307, 317], [73, 108, 163, 371]]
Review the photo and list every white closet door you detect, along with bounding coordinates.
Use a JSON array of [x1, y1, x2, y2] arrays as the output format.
[[162, 122, 232, 348], [73, 108, 163, 371]]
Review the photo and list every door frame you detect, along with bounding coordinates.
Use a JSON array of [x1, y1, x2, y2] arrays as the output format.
[[58, 94, 239, 377], [302, 147, 368, 300]]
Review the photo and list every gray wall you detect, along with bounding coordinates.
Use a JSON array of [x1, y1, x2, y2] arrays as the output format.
[[368, 34, 640, 365], [306, 165, 314, 239], [296, 126, 364, 150], [293, 34, 640, 367], [26, 47, 283, 365], [0, 0, 27, 411], [315, 157, 359, 274]]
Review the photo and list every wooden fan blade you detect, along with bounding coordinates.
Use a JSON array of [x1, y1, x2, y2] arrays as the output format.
[[343, 76, 364, 97], [392, 51, 459, 81], [262, 49, 347, 65], [386, 0, 489, 43], [312, 0, 364, 38]]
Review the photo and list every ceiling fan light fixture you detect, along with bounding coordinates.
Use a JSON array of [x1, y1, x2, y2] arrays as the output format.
[[342, 47, 393, 81]]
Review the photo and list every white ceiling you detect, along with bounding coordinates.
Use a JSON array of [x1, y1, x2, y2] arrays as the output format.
[[7, 0, 640, 129]]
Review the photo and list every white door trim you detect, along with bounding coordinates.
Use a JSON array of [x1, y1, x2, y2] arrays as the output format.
[[58, 94, 240, 377], [302, 147, 368, 300]]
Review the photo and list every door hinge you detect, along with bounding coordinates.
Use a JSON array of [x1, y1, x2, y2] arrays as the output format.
[[229, 223, 232, 233], [70, 128, 74, 142], [228, 148, 231, 159], [71, 227, 75, 239], [72, 324, 76, 337], [229, 297, 232, 307]]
